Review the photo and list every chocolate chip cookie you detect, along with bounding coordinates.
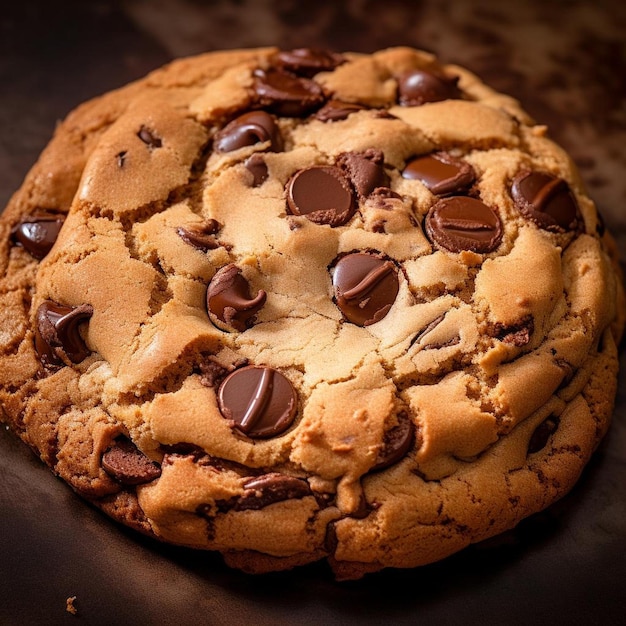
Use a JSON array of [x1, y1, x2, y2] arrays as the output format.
[[1, 46, 623, 580]]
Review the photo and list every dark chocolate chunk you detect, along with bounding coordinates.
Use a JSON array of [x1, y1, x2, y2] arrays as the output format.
[[206, 264, 266, 332], [332, 252, 399, 326], [102, 437, 162, 485], [511, 171, 582, 233], [214, 110, 283, 153], [253, 68, 326, 117], [492, 316, 535, 347], [234, 473, 312, 510], [425, 196, 503, 253], [275, 48, 345, 78], [337, 150, 390, 198], [372, 411, 415, 471], [315, 100, 367, 122], [137, 125, 162, 149], [177, 220, 221, 251], [11, 215, 65, 260], [35, 301, 93, 368], [402, 152, 476, 195], [244, 153, 269, 187], [286, 166, 356, 227], [218, 365, 298, 438], [528, 416, 560, 454], [397, 68, 461, 106]]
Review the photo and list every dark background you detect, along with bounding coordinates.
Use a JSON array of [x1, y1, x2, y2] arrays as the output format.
[[1, 1, 625, 624]]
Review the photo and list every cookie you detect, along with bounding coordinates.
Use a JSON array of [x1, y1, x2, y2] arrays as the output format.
[[1, 46, 623, 580]]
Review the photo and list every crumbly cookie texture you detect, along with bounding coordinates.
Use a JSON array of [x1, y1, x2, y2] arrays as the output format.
[[1, 46, 624, 579]]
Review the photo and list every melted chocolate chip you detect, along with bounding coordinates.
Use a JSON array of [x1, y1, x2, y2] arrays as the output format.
[[214, 110, 283, 153], [402, 152, 476, 195], [218, 365, 298, 438], [35, 301, 93, 368], [286, 166, 356, 227], [11, 215, 65, 260], [332, 253, 399, 326], [315, 100, 367, 122], [275, 48, 345, 77], [493, 316, 535, 347], [528, 416, 560, 454], [206, 264, 267, 332], [337, 150, 390, 198], [253, 68, 326, 117], [511, 171, 581, 233], [137, 125, 162, 149], [425, 197, 503, 253], [177, 220, 221, 251], [372, 412, 415, 471], [397, 68, 461, 106], [102, 437, 162, 485], [244, 153, 269, 187], [235, 473, 312, 510]]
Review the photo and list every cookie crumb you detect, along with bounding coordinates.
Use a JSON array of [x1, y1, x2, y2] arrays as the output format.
[[65, 596, 78, 615]]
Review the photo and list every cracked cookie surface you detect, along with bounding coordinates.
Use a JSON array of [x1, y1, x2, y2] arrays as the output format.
[[0, 46, 623, 579]]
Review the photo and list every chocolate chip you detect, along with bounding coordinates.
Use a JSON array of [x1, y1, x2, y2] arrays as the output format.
[[234, 473, 312, 510], [244, 153, 269, 187], [337, 150, 390, 198], [206, 264, 266, 332], [372, 411, 415, 471], [528, 416, 559, 454], [402, 152, 476, 195], [397, 68, 461, 106], [253, 68, 326, 117], [332, 252, 399, 326], [511, 171, 582, 233], [275, 48, 345, 77], [492, 316, 535, 347], [102, 437, 162, 485], [177, 220, 221, 252], [11, 215, 65, 260], [425, 196, 503, 253], [314, 99, 367, 122], [286, 166, 356, 227], [214, 110, 283, 153], [137, 125, 162, 149], [218, 365, 298, 438], [35, 301, 93, 368]]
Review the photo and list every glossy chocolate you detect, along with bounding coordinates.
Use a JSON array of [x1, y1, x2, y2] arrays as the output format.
[[511, 171, 581, 232], [253, 68, 326, 117], [402, 152, 476, 195], [235, 473, 312, 510], [332, 253, 399, 326], [286, 166, 355, 227], [102, 437, 162, 485], [315, 100, 366, 122], [244, 153, 269, 187], [218, 365, 298, 438], [206, 264, 266, 332], [528, 415, 560, 454], [275, 48, 345, 77], [11, 215, 65, 260], [425, 196, 503, 253], [137, 125, 162, 149], [214, 110, 283, 153], [35, 301, 93, 368], [372, 412, 415, 471], [397, 68, 461, 106], [177, 220, 220, 251]]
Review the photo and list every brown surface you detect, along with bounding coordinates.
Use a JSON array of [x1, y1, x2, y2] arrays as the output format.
[[1, 1, 625, 623]]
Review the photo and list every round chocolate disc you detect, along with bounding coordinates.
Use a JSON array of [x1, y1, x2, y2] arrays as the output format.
[[286, 166, 356, 227], [397, 68, 461, 106], [218, 365, 298, 438], [425, 196, 503, 253], [511, 170, 581, 232], [332, 252, 399, 326], [402, 152, 475, 195]]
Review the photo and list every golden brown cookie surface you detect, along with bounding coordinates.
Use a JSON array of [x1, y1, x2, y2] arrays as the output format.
[[0, 46, 623, 579]]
